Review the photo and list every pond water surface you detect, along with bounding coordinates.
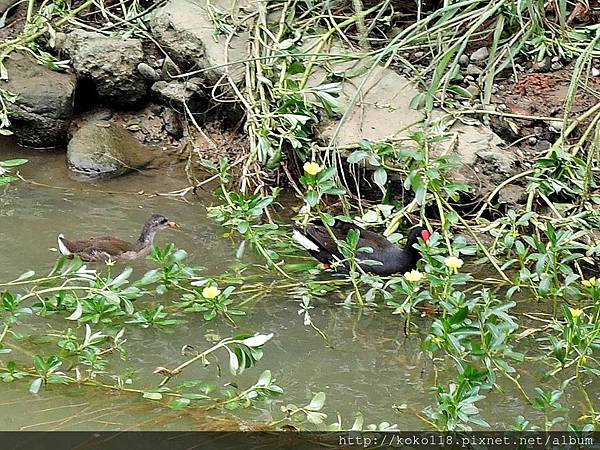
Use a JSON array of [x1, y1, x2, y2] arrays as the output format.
[[0, 142, 595, 431]]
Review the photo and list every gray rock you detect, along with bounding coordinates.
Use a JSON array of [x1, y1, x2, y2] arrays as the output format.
[[535, 140, 551, 151], [466, 84, 480, 97], [59, 30, 146, 105], [4, 53, 76, 147], [162, 108, 183, 138], [77, 108, 113, 123], [470, 47, 489, 62], [0, 0, 18, 13], [137, 62, 159, 81], [414, 51, 425, 59], [151, 80, 194, 105], [459, 54, 469, 66], [67, 121, 153, 179], [592, 67, 600, 77], [533, 56, 552, 72], [551, 62, 562, 71], [465, 64, 482, 75], [149, 0, 250, 85]]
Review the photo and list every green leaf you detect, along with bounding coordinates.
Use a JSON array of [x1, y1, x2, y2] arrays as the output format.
[[142, 392, 163, 400], [33, 355, 44, 375], [169, 397, 191, 410], [257, 370, 272, 387], [14, 270, 35, 281], [305, 190, 319, 207], [318, 166, 336, 182], [373, 167, 387, 188], [228, 349, 239, 375], [65, 301, 83, 321], [111, 267, 133, 287], [29, 378, 42, 394], [0, 159, 27, 167], [347, 151, 368, 164], [241, 333, 273, 347], [0, 175, 18, 185], [306, 392, 326, 411]]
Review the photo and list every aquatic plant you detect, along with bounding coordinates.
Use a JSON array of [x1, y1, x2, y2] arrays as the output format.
[[0, 159, 27, 185]]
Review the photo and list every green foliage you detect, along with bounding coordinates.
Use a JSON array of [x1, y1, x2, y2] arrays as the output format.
[[424, 376, 490, 431], [0, 159, 27, 185], [179, 282, 245, 322]]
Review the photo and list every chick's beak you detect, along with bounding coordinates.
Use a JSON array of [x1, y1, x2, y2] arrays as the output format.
[[167, 221, 179, 229]]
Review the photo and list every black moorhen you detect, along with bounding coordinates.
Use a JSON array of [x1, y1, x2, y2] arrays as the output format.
[[57, 214, 179, 262], [293, 221, 430, 275]]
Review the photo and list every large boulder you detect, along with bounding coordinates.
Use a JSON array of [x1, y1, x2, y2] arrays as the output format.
[[67, 120, 154, 179], [148, 0, 250, 85], [3, 53, 76, 147], [57, 30, 147, 105], [316, 59, 521, 200]]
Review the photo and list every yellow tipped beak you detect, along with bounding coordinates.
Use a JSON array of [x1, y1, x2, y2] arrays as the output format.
[[167, 221, 179, 229]]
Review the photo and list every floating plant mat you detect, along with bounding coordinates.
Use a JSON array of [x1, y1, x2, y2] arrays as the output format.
[[0, 145, 598, 432]]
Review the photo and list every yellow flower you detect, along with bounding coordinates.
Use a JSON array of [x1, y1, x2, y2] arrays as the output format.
[[202, 286, 221, 299], [404, 270, 424, 283], [568, 307, 584, 319], [444, 256, 464, 270], [582, 277, 597, 288], [581, 355, 588, 365], [303, 161, 323, 176]]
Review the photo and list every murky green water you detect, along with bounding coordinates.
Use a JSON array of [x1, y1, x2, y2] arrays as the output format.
[[0, 142, 595, 431]]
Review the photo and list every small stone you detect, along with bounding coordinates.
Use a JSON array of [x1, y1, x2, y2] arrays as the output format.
[[548, 107, 561, 116], [162, 108, 183, 139], [466, 64, 482, 75], [548, 120, 564, 132], [592, 67, 600, 77], [465, 75, 475, 82], [527, 136, 537, 145], [551, 62, 562, 71], [470, 47, 489, 62], [459, 54, 469, 66], [151, 81, 193, 104], [414, 51, 425, 59], [162, 57, 180, 79], [466, 84, 480, 97], [137, 62, 159, 81], [535, 140, 551, 151], [533, 56, 552, 72], [551, 56, 560, 63]]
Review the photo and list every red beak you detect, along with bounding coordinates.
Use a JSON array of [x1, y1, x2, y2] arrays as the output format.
[[167, 221, 179, 229], [421, 230, 431, 243]]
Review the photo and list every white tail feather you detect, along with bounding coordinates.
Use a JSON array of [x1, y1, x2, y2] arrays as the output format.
[[292, 229, 320, 251], [57, 234, 71, 256]]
